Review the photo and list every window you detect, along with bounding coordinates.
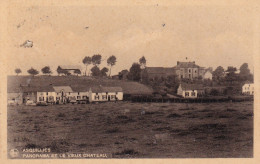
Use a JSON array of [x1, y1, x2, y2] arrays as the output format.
[[102, 95, 107, 99], [77, 96, 81, 99], [185, 92, 189, 97], [189, 69, 191, 73], [195, 70, 197, 73], [191, 92, 196, 96], [111, 95, 115, 99], [95, 95, 99, 100]]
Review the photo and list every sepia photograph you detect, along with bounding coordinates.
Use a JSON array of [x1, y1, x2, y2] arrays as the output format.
[[2, 0, 258, 160]]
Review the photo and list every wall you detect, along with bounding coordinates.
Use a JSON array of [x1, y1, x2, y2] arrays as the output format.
[[89, 92, 123, 102], [242, 84, 254, 95], [182, 90, 198, 98], [37, 92, 57, 102]]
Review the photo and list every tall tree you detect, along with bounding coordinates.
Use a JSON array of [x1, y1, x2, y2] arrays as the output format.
[[41, 66, 52, 75], [15, 68, 22, 76], [139, 56, 146, 82], [74, 69, 81, 76], [107, 55, 117, 77], [91, 66, 101, 76], [101, 67, 109, 77], [139, 56, 146, 69], [239, 63, 252, 81], [225, 66, 237, 84], [212, 66, 225, 84], [128, 63, 141, 81], [27, 67, 39, 76], [82, 56, 92, 76], [57, 66, 63, 76], [91, 54, 102, 66]]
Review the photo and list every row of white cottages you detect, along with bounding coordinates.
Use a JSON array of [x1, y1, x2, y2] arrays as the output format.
[[8, 85, 123, 105]]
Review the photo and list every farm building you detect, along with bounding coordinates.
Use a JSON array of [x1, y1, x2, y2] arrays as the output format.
[[242, 82, 254, 95], [7, 85, 23, 105], [70, 85, 90, 101], [53, 86, 73, 103], [177, 83, 204, 98], [89, 86, 123, 102], [59, 65, 82, 75], [20, 86, 56, 103]]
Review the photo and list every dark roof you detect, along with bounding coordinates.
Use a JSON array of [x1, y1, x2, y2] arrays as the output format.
[[145, 67, 175, 74], [179, 83, 204, 90], [21, 86, 55, 92], [90, 86, 123, 93], [174, 61, 200, 68], [71, 85, 90, 92], [53, 86, 73, 92], [7, 86, 21, 93]]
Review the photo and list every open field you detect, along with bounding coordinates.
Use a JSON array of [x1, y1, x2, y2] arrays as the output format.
[[8, 101, 253, 158]]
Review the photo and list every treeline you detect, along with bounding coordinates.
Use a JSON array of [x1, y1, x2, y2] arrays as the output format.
[[14, 54, 117, 77]]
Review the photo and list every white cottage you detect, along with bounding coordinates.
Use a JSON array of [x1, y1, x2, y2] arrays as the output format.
[[53, 86, 73, 103], [88, 86, 123, 102], [177, 83, 204, 98], [242, 82, 254, 95], [70, 85, 90, 101], [36, 86, 56, 103]]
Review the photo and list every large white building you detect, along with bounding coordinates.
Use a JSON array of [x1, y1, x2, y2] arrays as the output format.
[[242, 82, 254, 95]]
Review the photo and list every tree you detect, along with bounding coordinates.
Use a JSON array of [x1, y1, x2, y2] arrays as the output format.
[[139, 56, 146, 69], [63, 70, 70, 76], [15, 68, 22, 76], [239, 63, 252, 81], [57, 66, 63, 76], [74, 69, 81, 76], [101, 67, 109, 77], [213, 66, 225, 84], [107, 55, 117, 77], [91, 54, 102, 66], [41, 66, 52, 75], [82, 56, 92, 76], [128, 63, 141, 81], [91, 66, 101, 76], [225, 66, 237, 84], [139, 56, 146, 82], [27, 67, 39, 76]]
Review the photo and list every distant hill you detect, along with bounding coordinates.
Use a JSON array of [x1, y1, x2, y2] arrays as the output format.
[[7, 76, 153, 95]]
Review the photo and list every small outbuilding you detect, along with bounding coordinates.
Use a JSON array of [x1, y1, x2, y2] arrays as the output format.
[[177, 83, 204, 98]]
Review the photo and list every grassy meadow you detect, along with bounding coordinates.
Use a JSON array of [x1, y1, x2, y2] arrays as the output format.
[[8, 101, 253, 158]]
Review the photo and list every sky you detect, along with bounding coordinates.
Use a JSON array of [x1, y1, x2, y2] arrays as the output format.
[[5, 3, 257, 75]]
